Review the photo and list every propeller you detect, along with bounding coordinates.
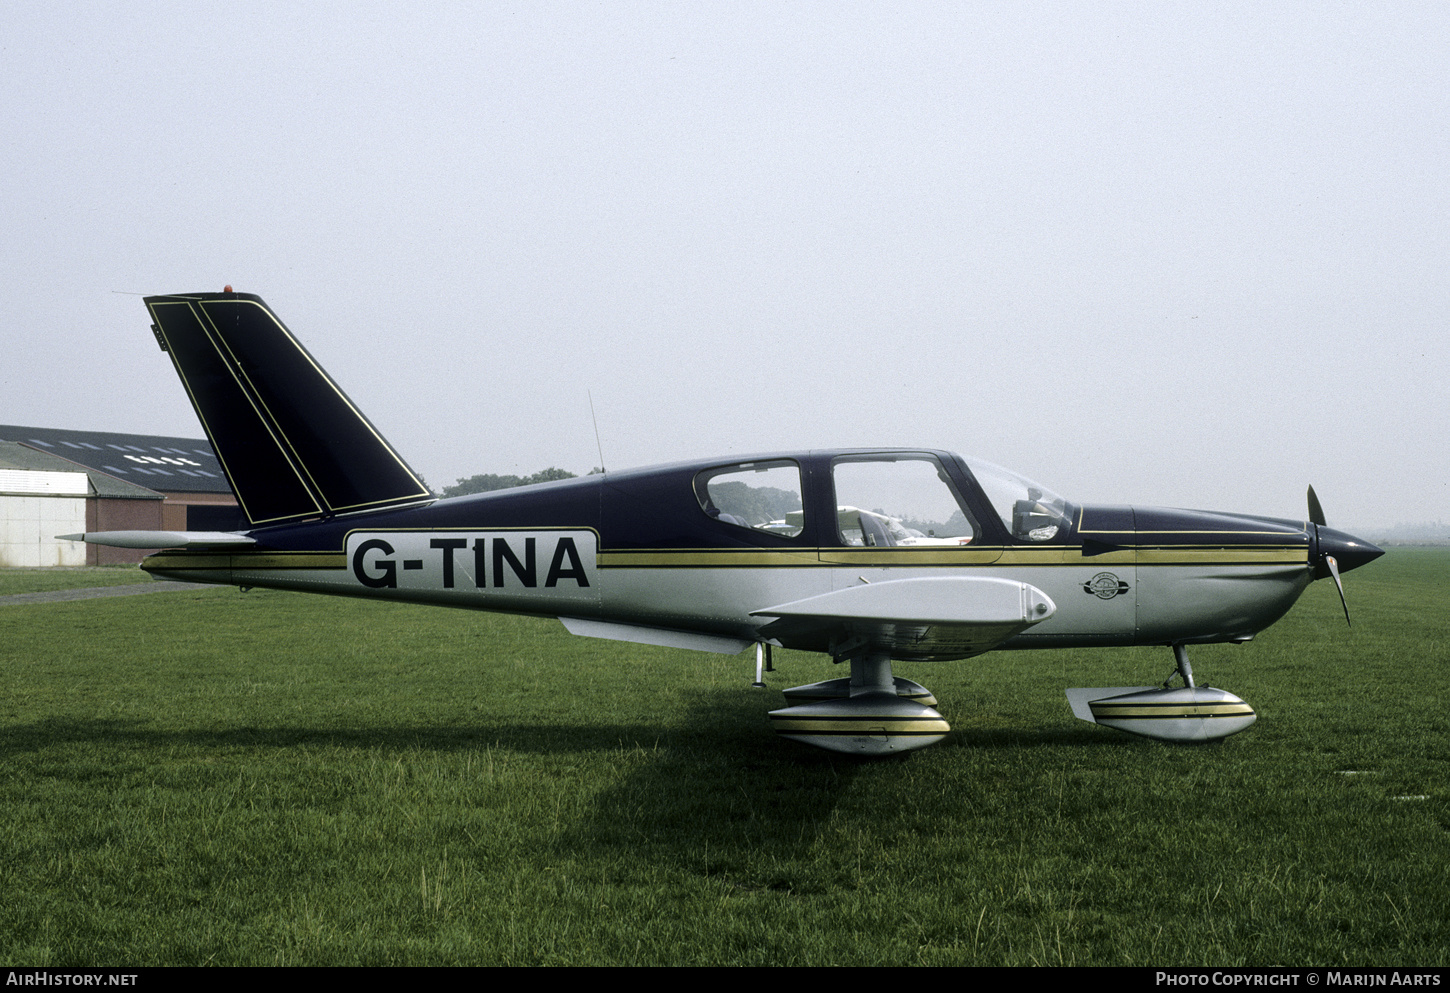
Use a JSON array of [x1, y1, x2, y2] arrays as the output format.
[[1308, 485, 1352, 627]]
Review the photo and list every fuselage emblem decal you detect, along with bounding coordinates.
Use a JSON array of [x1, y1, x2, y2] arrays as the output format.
[[1083, 572, 1130, 600]]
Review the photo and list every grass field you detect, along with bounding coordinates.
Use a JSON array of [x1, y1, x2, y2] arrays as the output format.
[[1, 551, 1445, 966], [0, 566, 154, 596]]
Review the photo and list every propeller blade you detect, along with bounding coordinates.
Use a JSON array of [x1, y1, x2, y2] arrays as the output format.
[[1325, 554, 1351, 626], [1307, 485, 1326, 527]]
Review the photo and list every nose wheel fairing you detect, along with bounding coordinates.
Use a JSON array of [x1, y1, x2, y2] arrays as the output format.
[[1066, 685, 1257, 741], [1066, 643, 1257, 743]]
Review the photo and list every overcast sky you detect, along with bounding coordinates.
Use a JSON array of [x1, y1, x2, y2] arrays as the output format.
[[3, 2, 1445, 528]]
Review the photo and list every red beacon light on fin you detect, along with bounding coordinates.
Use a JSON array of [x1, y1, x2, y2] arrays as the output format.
[[223, 285, 233, 293]]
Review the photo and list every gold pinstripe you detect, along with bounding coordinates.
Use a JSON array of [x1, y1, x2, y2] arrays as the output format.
[[144, 543, 1306, 573], [143, 552, 347, 571], [1133, 548, 1304, 565], [598, 546, 1305, 568], [771, 718, 951, 734], [599, 549, 823, 567], [1091, 703, 1254, 718]]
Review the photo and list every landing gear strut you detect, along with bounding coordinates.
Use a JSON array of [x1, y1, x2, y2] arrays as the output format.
[[1167, 643, 1196, 688]]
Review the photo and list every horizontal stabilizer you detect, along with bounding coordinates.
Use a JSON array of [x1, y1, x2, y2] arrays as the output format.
[[57, 531, 257, 550], [559, 617, 752, 655]]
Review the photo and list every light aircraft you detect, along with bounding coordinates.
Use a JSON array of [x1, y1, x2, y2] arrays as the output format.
[[65, 290, 1384, 755]]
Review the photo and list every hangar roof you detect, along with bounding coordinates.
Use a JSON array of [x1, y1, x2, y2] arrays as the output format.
[[0, 441, 164, 500], [0, 425, 232, 495]]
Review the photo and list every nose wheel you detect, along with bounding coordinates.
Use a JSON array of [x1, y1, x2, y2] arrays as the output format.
[[1066, 643, 1257, 742]]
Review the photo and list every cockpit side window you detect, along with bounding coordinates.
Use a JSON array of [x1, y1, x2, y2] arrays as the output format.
[[694, 460, 805, 539], [830, 455, 979, 547]]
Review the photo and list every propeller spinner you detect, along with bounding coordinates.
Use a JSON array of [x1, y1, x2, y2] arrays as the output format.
[[1306, 486, 1384, 625]]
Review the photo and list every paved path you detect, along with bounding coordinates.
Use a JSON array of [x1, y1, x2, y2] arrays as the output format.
[[0, 581, 201, 606]]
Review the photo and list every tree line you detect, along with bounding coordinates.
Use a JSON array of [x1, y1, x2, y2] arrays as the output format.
[[441, 467, 601, 498]]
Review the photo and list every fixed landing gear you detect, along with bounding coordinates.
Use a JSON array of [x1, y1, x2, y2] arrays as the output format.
[[1065, 643, 1257, 742], [766, 646, 950, 755], [1167, 643, 1196, 688], [751, 642, 774, 688]]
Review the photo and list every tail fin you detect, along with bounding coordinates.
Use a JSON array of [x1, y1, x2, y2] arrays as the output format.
[[144, 291, 431, 525]]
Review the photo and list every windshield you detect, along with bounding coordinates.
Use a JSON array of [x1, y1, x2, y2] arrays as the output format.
[[960, 456, 1073, 542]]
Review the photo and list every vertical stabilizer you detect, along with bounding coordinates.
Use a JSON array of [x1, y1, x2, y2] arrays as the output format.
[[145, 291, 431, 525]]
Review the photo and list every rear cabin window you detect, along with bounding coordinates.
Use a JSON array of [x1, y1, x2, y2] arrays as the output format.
[[694, 461, 805, 538]]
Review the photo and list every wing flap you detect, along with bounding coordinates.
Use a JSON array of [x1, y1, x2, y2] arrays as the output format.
[[559, 617, 752, 655]]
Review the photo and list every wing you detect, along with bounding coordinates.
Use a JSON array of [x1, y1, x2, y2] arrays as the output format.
[[749, 576, 1056, 660]]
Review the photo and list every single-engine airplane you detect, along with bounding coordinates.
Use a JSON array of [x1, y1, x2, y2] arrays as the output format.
[[65, 291, 1384, 755]]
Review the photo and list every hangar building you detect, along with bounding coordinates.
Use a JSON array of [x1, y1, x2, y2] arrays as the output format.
[[0, 425, 243, 566]]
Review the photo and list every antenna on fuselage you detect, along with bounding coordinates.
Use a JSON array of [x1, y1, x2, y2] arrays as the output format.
[[589, 390, 606, 475]]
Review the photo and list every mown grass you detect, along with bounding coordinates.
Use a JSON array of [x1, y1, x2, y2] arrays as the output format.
[[0, 552, 1445, 965], [0, 566, 152, 596]]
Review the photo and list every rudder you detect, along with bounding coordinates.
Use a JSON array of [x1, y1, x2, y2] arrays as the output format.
[[145, 291, 431, 525]]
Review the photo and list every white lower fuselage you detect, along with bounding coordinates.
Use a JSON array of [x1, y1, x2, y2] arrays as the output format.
[[144, 528, 1313, 658]]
